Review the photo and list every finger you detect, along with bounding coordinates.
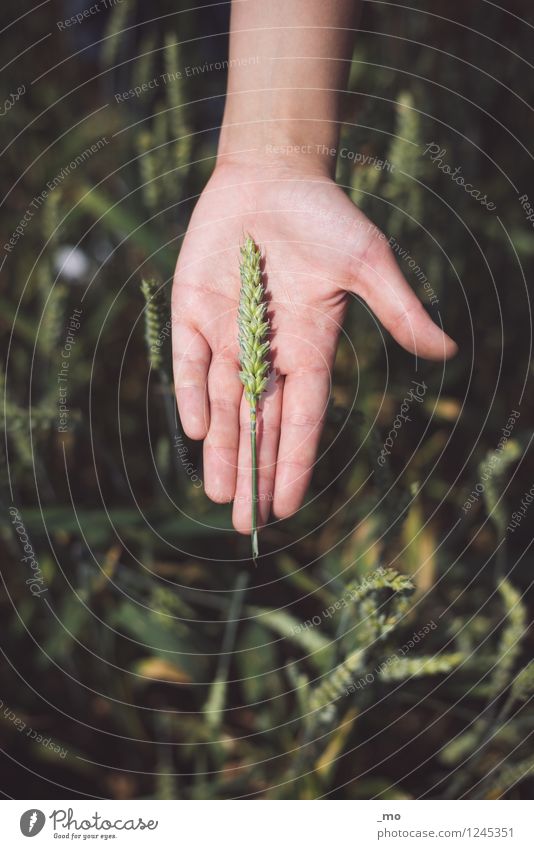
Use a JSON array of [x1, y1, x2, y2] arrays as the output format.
[[233, 372, 284, 535], [355, 236, 458, 360], [204, 354, 242, 504], [273, 368, 331, 520], [172, 322, 211, 439]]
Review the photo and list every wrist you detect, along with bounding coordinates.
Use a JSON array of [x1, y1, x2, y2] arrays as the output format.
[[217, 121, 338, 178], [217, 69, 342, 177]]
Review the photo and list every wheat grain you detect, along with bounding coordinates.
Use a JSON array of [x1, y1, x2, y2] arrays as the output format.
[[237, 235, 270, 563]]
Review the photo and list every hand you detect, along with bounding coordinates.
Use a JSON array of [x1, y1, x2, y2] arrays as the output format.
[[172, 157, 457, 534]]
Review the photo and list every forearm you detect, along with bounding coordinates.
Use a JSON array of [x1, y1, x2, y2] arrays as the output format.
[[218, 0, 359, 175]]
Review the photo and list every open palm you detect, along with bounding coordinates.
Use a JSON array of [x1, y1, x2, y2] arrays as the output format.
[[172, 159, 456, 534]]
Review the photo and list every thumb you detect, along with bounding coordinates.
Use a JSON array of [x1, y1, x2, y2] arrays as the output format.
[[350, 229, 458, 361]]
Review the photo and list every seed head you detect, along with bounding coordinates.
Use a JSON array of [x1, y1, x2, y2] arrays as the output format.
[[141, 277, 168, 372], [238, 236, 270, 407]]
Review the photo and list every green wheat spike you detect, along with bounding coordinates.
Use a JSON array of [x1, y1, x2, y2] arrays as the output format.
[[175, 133, 192, 172], [350, 161, 382, 208], [137, 132, 160, 211], [164, 34, 187, 153], [379, 652, 465, 682], [345, 568, 414, 603], [488, 578, 527, 699], [238, 236, 270, 564], [510, 660, 534, 704], [134, 33, 156, 97], [384, 90, 425, 233], [133, 34, 163, 211], [42, 189, 61, 248], [348, 569, 415, 645], [153, 106, 170, 192], [140, 278, 169, 373], [39, 284, 67, 361], [101, 0, 130, 68], [1, 371, 57, 436], [308, 648, 366, 715], [482, 438, 522, 537], [162, 33, 191, 196], [307, 571, 416, 717]]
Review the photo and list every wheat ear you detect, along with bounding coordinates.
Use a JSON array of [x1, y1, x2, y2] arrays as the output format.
[[238, 236, 270, 563]]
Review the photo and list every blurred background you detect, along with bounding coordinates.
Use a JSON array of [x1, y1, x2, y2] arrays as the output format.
[[1, 0, 533, 799]]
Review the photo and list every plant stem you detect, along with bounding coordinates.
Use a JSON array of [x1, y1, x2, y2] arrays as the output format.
[[251, 403, 258, 564]]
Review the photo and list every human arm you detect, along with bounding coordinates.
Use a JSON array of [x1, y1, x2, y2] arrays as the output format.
[[172, 0, 457, 534]]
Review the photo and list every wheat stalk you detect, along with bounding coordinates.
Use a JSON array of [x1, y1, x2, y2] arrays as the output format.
[[237, 235, 270, 563]]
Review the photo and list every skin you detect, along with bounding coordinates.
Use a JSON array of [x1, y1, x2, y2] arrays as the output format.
[[172, 0, 457, 536]]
